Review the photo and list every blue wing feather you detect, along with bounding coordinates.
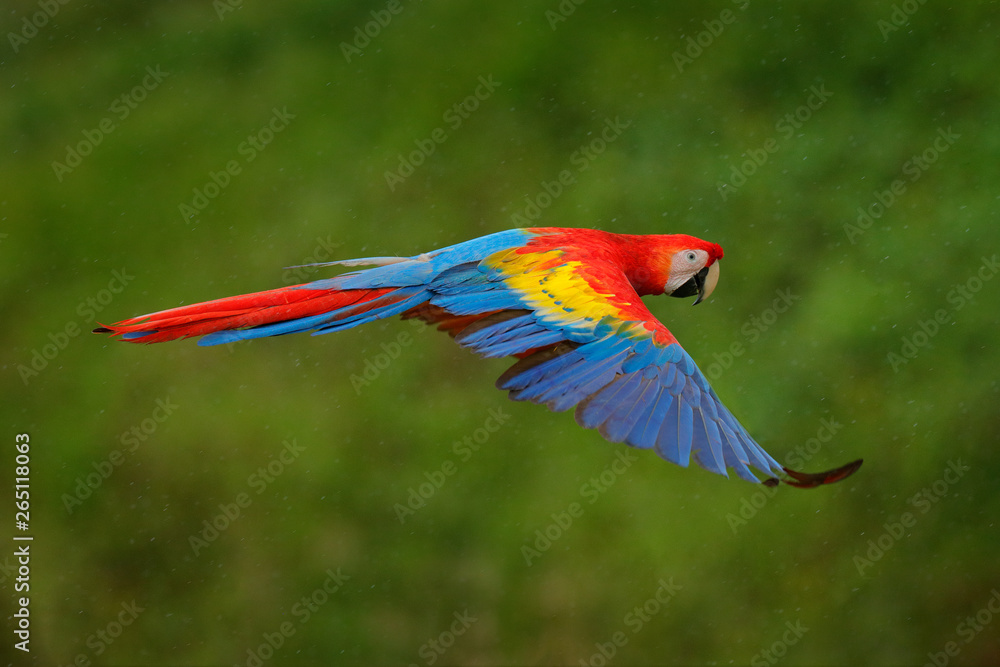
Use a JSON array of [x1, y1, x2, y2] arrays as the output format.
[[539, 354, 629, 411], [694, 388, 727, 476], [599, 378, 658, 442], [655, 397, 685, 467], [472, 329, 566, 359], [675, 389, 695, 466], [556, 366, 626, 413], [576, 372, 645, 430], [626, 384, 673, 450]]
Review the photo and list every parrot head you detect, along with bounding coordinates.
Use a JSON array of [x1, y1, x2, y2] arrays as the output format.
[[659, 236, 724, 305]]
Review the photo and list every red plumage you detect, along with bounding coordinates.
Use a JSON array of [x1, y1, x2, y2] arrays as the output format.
[[94, 285, 397, 344]]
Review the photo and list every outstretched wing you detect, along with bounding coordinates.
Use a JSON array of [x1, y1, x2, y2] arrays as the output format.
[[417, 243, 784, 483]]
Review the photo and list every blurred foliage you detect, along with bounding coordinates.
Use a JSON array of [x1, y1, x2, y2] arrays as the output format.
[[2, 0, 999, 665]]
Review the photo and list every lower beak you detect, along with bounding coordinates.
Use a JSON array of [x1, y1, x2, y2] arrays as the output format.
[[671, 262, 721, 305]]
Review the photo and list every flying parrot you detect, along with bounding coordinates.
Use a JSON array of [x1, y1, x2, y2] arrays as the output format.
[[94, 227, 861, 488]]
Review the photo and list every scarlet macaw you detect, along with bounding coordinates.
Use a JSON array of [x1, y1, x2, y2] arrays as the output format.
[[95, 228, 860, 487]]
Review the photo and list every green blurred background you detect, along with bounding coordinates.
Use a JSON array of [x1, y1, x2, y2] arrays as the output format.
[[3, 1, 999, 664]]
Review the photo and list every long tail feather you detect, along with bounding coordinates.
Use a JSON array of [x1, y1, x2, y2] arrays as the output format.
[[94, 283, 409, 345]]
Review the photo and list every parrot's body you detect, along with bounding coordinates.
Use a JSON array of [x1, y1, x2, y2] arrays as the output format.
[[96, 227, 860, 487]]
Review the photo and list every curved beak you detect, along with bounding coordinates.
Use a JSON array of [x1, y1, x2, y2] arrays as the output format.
[[694, 261, 720, 305], [670, 262, 721, 305]]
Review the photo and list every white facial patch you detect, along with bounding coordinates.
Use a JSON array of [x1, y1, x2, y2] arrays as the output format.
[[664, 248, 709, 294]]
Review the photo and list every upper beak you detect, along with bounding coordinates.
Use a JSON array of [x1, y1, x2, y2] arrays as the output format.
[[670, 262, 720, 305]]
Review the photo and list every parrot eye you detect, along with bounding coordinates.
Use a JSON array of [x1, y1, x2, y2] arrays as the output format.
[[685, 251, 698, 263]]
